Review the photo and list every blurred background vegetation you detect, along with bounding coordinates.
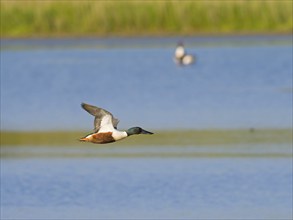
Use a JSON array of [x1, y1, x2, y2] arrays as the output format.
[[1, 0, 292, 38]]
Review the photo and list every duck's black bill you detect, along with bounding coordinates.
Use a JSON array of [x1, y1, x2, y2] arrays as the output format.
[[141, 129, 154, 135]]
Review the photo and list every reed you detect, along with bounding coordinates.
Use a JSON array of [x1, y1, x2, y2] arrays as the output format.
[[1, 1, 292, 38]]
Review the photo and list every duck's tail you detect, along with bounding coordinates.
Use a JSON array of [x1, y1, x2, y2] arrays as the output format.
[[79, 137, 89, 142]]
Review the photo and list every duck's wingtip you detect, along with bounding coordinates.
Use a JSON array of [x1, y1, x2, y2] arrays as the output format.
[[81, 102, 89, 109]]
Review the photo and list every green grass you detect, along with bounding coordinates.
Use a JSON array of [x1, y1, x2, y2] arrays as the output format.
[[1, 129, 292, 147], [1, 1, 292, 38]]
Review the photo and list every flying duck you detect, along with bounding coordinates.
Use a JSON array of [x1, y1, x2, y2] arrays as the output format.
[[174, 42, 195, 65], [79, 103, 153, 144]]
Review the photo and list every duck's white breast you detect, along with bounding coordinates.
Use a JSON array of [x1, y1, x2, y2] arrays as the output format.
[[175, 46, 185, 58], [112, 130, 128, 141]]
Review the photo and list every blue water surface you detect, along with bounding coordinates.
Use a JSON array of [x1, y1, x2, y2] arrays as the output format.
[[1, 158, 292, 219], [1, 36, 292, 130]]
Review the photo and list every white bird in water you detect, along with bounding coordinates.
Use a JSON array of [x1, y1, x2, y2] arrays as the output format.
[[174, 42, 195, 66]]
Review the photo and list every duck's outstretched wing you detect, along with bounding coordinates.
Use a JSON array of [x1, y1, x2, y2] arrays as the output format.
[[81, 103, 120, 132]]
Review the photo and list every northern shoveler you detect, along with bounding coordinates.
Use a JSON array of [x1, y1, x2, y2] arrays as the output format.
[[174, 42, 195, 65], [80, 103, 153, 144]]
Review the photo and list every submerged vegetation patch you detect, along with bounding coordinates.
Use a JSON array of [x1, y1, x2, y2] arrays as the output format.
[[1, 1, 292, 38], [1, 129, 292, 158], [1, 129, 292, 146]]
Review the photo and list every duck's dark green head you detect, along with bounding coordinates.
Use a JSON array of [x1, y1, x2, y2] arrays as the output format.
[[126, 127, 154, 136]]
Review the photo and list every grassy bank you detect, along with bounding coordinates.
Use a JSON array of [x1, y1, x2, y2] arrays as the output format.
[[1, 129, 292, 147], [1, 1, 292, 38]]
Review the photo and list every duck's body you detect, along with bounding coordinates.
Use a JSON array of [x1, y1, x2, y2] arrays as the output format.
[[181, 54, 195, 65], [174, 42, 195, 66], [80, 132, 125, 144], [80, 103, 153, 144]]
